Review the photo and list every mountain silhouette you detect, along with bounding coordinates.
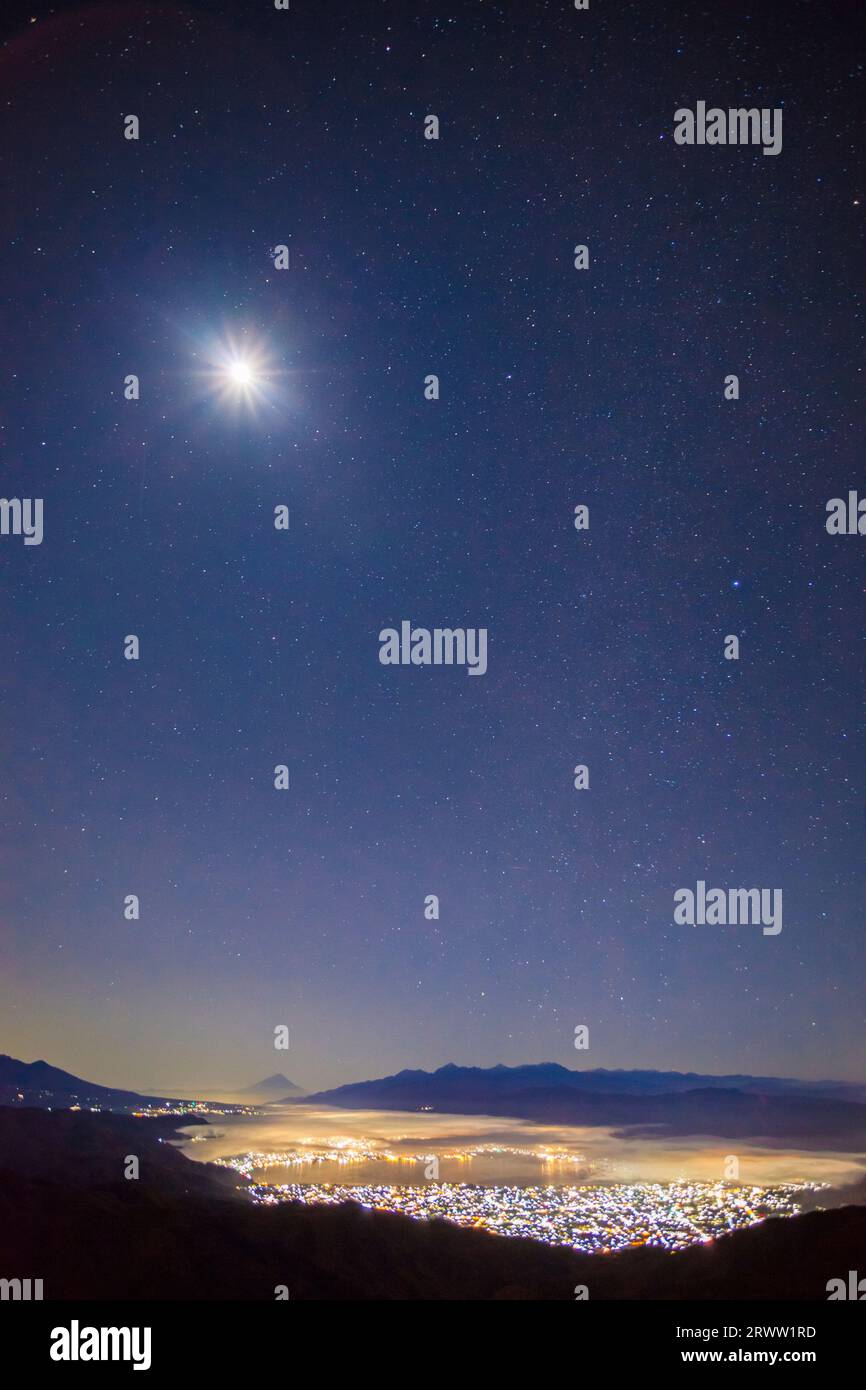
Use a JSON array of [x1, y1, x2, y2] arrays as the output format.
[[0, 1053, 233, 1112], [299, 1063, 866, 1144], [244, 1073, 304, 1096]]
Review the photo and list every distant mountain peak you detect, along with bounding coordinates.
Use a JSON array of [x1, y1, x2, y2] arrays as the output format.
[[245, 1073, 302, 1094]]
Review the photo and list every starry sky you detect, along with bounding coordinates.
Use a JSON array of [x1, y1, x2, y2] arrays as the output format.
[[1, 0, 863, 1094]]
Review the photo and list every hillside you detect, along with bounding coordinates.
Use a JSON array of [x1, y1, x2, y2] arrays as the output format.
[[0, 1053, 241, 1114], [0, 1107, 863, 1300]]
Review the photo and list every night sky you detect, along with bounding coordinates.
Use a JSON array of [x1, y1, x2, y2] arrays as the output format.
[[1, 0, 863, 1094]]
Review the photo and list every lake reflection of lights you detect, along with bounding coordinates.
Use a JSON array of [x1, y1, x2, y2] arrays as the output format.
[[218, 1140, 590, 1181]]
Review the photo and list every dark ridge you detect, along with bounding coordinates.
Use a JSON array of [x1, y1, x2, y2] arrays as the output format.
[[296, 1065, 866, 1145]]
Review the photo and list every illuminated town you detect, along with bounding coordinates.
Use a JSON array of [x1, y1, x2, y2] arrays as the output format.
[[214, 1143, 823, 1252]]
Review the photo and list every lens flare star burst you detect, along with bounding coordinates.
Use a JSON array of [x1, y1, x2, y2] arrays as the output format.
[[227, 360, 255, 388], [191, 332, 282, 417]]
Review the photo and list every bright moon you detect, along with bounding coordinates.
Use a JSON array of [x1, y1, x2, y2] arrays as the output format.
[[192, 332, 280, 416], [228, 360, 254, 387]]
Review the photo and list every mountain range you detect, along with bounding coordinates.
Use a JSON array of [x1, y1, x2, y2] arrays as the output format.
[[5, 1053, 866, 1147], [298, 1062, 866, 1145]]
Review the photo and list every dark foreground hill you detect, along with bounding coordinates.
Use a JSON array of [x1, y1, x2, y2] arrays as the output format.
[[301, 1064, 866, 1146], [0, 1108, 863, 1300]]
